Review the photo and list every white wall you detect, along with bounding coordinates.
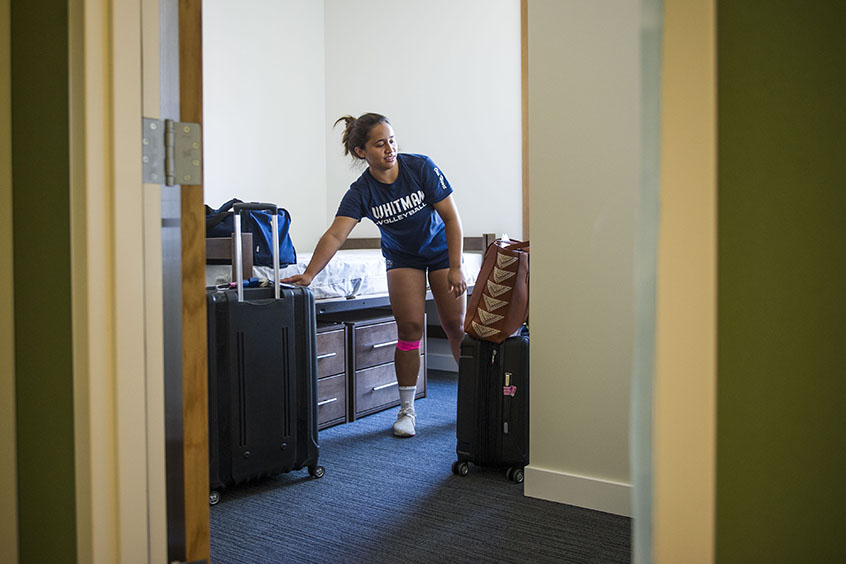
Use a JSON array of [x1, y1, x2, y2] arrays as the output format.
[[324, 0, 522, 241], [203, 0, 328, 252], [204, 1, 522, 253], [525, 0, 639, 517]]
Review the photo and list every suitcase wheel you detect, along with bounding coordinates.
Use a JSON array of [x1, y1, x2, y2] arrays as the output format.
[[452, 461, 470, 477], [209, 490, 221, 505], [506, 467, 524, 484], [309, 465, 326, 479]]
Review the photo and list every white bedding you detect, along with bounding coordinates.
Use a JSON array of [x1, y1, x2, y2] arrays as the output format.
[[206, 249, 483, 301]]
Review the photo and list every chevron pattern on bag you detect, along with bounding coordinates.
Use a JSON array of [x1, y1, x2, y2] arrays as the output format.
[[485, 280, 511, 298], [482, 294, 509, 312], [492, 266, 516, 283], [496, 253, 518, 269], [478, 309, 504, 326], [471, 321, 501, 339]]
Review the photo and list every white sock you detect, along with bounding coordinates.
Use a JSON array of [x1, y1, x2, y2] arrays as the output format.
[[398, 385, 417, 410]]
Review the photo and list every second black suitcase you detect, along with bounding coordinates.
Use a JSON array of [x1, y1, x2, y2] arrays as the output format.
[[453, 331, 529, 483], [207, 203, 323, 505]]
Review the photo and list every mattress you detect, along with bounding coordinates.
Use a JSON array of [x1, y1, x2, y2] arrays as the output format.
[[206, 249, 483, 301]]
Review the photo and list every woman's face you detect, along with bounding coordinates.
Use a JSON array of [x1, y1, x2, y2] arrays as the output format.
[[355, 122, 397, 172]]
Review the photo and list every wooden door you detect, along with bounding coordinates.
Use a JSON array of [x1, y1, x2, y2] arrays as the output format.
[[155, 0, 209, 561], [178, 1, 210, 561]]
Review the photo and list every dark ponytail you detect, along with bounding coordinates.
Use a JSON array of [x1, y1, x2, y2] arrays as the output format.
[[334, 113, 391, 160]]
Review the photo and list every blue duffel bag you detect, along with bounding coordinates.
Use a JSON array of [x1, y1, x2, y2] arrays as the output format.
[[205, 198, 297, 267]]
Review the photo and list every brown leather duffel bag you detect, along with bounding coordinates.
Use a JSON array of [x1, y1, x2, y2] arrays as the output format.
[[465, 238, 529, 343]]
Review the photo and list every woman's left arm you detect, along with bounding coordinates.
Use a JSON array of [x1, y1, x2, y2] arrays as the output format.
[[433, 194, 467, 297]]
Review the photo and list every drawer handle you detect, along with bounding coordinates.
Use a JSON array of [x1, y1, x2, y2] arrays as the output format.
[[317, 397, 338, 407], [317, 352, 337, 360], [372, 381, 398, 392], [371, 340, 398, 350]]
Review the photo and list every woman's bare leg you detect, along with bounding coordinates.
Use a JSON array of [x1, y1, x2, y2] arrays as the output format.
[[386, 268, 427, 436], [427, 268, 467, 364], [386, 268, 427, 386]]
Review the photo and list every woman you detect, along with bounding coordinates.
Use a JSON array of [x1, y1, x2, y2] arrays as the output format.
[[282, 113, 467, 438]]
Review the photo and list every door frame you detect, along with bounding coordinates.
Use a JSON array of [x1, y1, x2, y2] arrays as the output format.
[[69, 0, 211, 562], [70, 0, 163, 562]]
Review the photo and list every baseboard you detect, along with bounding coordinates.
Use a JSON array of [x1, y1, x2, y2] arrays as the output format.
[[523, 465, 632, 517], [427, 352, 458, 372]]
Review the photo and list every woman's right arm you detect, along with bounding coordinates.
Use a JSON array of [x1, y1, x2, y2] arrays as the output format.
[[281, 215, 359, 285]]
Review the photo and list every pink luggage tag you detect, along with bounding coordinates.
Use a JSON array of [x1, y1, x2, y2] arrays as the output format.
[[503, 385, 517, 397]]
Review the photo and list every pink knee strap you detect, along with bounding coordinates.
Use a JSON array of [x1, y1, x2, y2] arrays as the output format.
[[396, 339, 421, 352]]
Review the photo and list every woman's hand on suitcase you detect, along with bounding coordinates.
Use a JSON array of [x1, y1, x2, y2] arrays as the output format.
[[281, 272, 313, 286]]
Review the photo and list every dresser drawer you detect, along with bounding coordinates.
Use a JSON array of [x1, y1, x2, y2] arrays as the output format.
[[316, 328, 346, 378], [354, 320, 398, 369], [317, 373, 346, 429], [353, 359, 424, 418]]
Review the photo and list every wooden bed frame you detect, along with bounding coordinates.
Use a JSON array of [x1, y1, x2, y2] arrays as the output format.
[[205, 232, 253, 282], [205, 233, 495, 315]]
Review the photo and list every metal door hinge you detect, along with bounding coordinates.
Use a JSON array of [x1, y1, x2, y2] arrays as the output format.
[[142, 117, 202, 185]]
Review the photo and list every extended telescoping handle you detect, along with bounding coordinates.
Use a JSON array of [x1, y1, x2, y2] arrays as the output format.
[[233, 202, 280, 302]]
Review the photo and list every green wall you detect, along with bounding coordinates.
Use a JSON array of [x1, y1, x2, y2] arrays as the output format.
[[717, 1, 846, 562], [11, 1, 77, 561]]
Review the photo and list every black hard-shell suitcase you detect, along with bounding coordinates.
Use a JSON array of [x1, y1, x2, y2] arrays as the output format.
[[453, 331, 529, 483], [207, 203, 323, 505]]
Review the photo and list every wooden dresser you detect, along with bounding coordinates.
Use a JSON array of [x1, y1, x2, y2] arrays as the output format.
[[319, 309, 426, 423], [316, 322, 348, 429]]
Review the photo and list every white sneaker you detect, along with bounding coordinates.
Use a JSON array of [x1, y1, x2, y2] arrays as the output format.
[[392, 405, 416, 437]]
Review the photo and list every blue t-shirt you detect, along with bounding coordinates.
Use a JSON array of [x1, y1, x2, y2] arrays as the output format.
[[336, 153, 454, 265]]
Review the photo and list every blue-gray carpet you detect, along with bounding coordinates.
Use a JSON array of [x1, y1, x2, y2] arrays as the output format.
[[210, 370, 631, 563]]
